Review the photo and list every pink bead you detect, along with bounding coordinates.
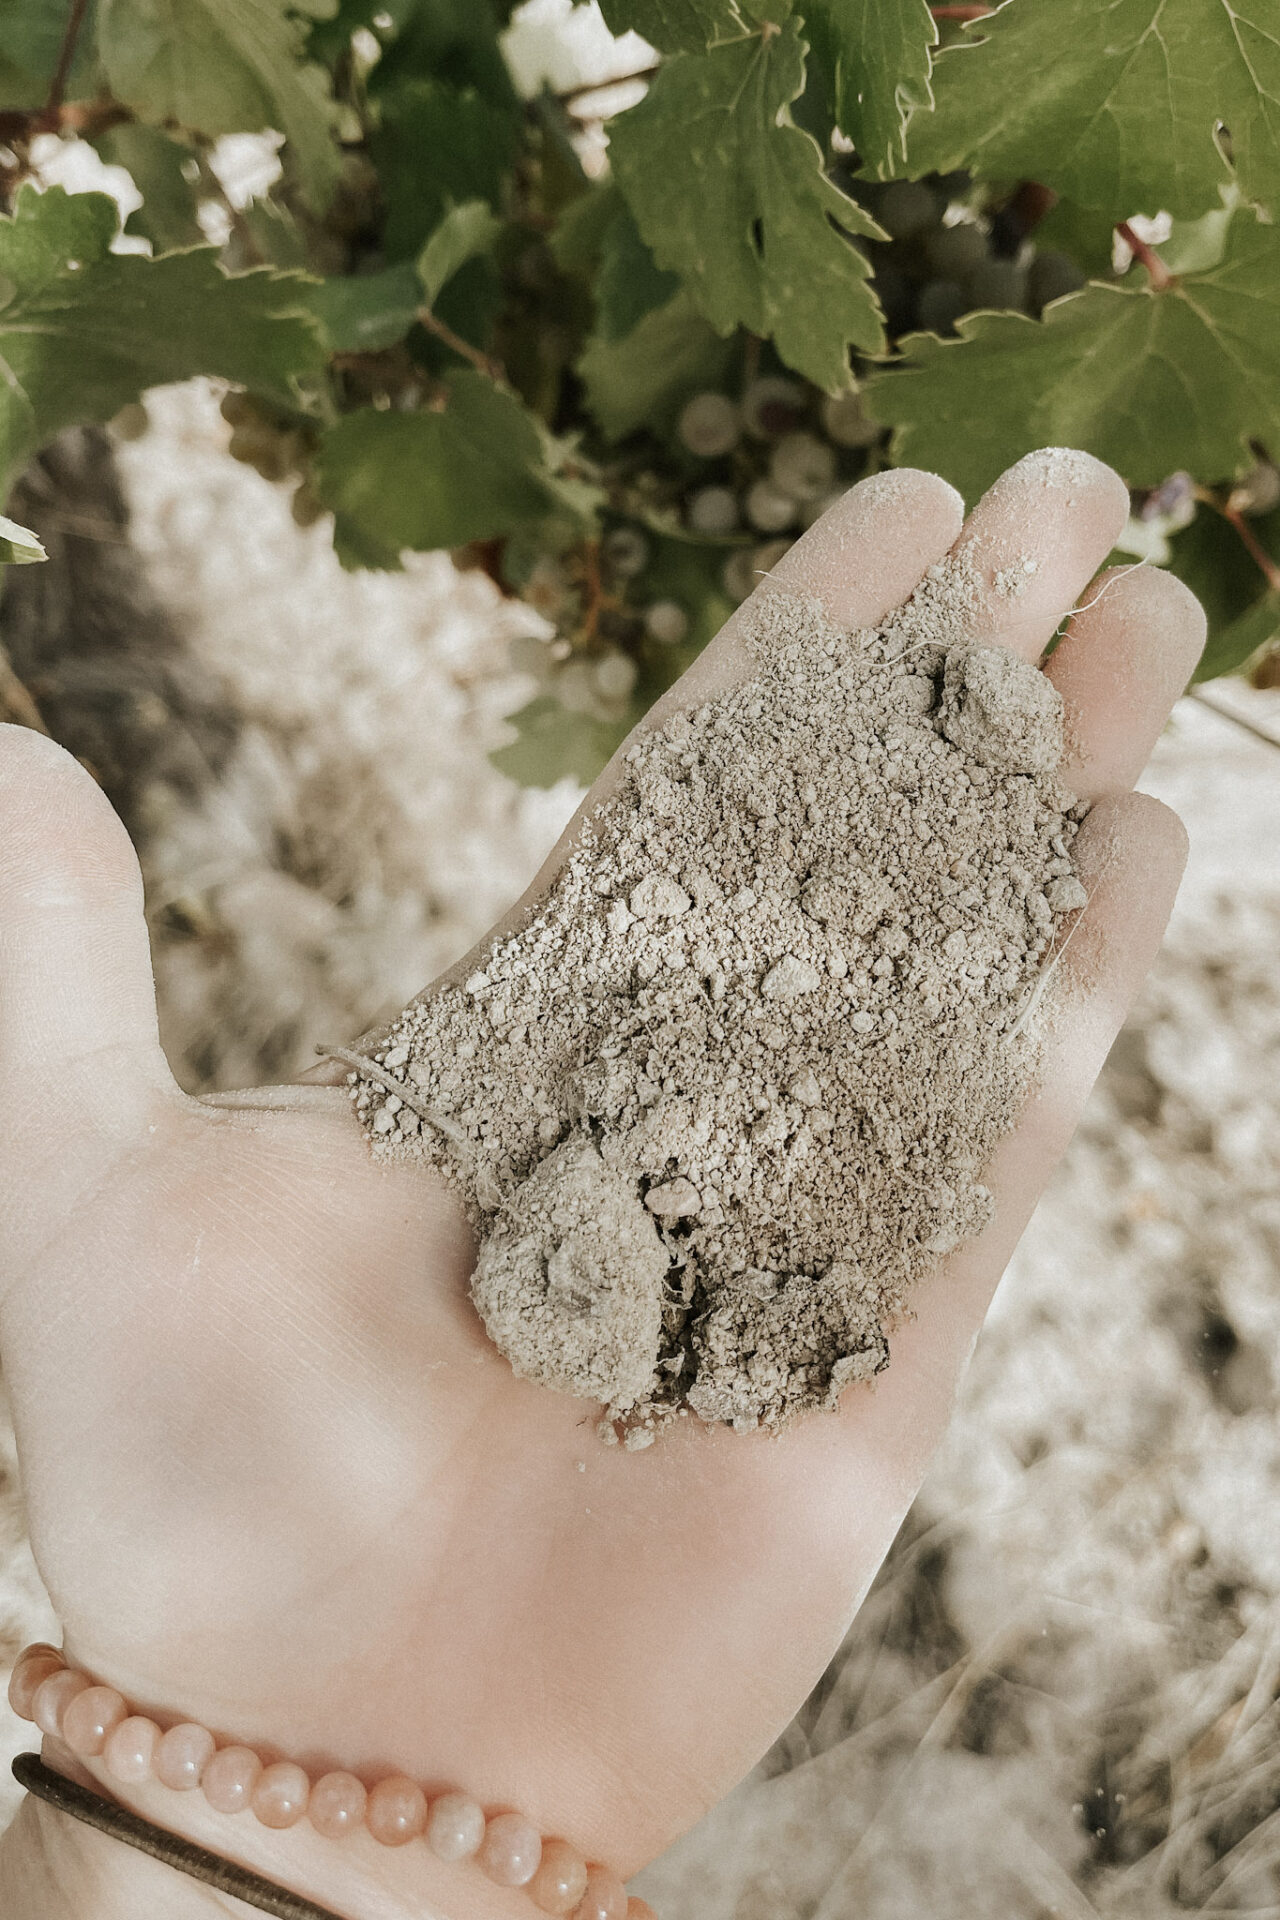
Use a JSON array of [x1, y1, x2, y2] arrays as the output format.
[[201, 1745, 263, 1815], [627, 1902, 659, 1920], [156, 1721, 216, 1791], [574, 1864, 628, 1920], [366, 1775, 427, 1847], [8, 1650, 63, 1721], [252, 1760, 310, 1829], [480, 1811, 543, 1887], [530, 1837, 590, 1914], [62, 1685, 128, 1758], [103, 1715, 160, 1784], [32, 1668, 91, 1739], [308, 1771, 368, 1840], [426, 1791, 486, 1861]]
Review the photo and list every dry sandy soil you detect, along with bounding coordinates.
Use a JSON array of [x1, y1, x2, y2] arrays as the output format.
[[1, 384, 1278, 1918]]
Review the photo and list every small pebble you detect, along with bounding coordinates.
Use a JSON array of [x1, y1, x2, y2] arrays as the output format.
[[644, 1177, 701, 1221], [761, 955, 821, 1000], [630, 874, 692, 920], [1045, 875, 1089, 912], [789, 1068, 823, 1106]]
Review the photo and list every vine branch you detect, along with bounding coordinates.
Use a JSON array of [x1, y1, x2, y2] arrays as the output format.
[[930, 5, 995, 18], [415, 308, 505, 383], [44, 0, 91, 122], [1115, 220, 1175, 291], [1219, 501, 1280, 593]]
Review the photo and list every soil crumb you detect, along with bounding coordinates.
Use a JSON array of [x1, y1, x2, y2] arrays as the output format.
[[346, 554, 1089, 1442]]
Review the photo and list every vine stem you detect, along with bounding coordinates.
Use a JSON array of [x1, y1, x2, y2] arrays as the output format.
[[1115, 220, 1174, 291], [415, 308, 505, 382], [43, 0, 91, 122], [930, 5, 994, 18], [1219, 500, 1280, 593]]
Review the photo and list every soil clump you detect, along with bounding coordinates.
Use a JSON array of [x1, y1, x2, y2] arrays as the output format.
[[347, 555, 1088, 1444]]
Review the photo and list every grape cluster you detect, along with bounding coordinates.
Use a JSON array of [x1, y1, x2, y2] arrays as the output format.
[[500, 370, 887, 720], [219, 391, 326, 528], [673, 375, 883, 610], [845, 173, 1087, 340]]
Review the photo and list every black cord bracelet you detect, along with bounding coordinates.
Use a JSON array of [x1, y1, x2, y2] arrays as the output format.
[[13, 1752, 352, 1920]]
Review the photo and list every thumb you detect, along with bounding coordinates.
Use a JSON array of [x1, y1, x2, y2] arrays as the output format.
[[0, 724, 175, 1151]]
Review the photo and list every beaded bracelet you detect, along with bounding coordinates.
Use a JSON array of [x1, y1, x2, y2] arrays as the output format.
[[7, 1644, 656, 1920]]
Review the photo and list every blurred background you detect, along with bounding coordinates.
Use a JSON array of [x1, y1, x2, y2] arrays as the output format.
[[0, 378, 1276, 1918]]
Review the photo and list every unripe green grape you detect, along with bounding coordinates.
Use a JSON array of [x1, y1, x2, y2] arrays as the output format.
[[741, 376, 807, 440], [722, 547, 757, 604], [603, 525, 650, 578], [877, 179, 943, 240], [769, 431, 837, 503], [923, 221, 988, 280], [746, 477, 798, 533], [555, 659, 601, 714], [677, 391, 741, 458], [916, 280, 967, 336], [821, 391, 882, 449], [687, 485, 739, 537], [1026, 250, 1086, 311], [966, 258, 1030, 312], [593, 649, 639, 700], [645, 600, 690, 645]]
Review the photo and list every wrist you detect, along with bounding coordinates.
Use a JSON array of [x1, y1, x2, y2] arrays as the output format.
[[10, 1734, 548, 1920], [0, 1783, 228, 1920]]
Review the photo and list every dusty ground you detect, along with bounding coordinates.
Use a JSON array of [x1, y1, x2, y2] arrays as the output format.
[[1, 384, 1278, 1917]]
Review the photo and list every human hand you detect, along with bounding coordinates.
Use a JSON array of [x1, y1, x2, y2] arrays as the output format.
[[0, 450, 1205, 1919]]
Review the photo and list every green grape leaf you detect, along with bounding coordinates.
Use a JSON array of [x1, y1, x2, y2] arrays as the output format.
[[862, 211, 1280, 501], [578, 290, 736, 440], [0, 186, 326, 495], [0, 0, 101, 107], [489, 695, 631, 789], [594, 204, 681, 343], [370, 79, 519, 261], [804, 0, 937, 176], [95, 125, 205, 254], [1193, 587, 1280, 680], [550, 185, 623, 276], [608, 20, 884, 390], [362, 0, 519, 114], [313, 372, 567, 557], [1163, 501, 1275, 634], [905, 0, 1280, 221], [596, 0, 786, 54], [0, 512, 45, 565], [417, 200, 502, 305], [306, 261, 423, 351], [1031, 198, 1117, 279], [96, 0, 342, 211]]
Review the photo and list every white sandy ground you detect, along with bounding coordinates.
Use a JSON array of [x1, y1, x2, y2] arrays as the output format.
[[1, 384, 1278, 1917]]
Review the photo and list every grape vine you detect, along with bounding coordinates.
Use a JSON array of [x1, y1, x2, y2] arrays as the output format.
[[0, 0, 1276, 787]]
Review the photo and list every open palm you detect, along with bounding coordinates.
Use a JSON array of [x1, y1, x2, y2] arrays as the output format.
[[0, 452, 1204, 1920]]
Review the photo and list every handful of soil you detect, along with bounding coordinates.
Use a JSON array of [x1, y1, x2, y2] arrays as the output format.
[[345, 553, 1088, 1446]]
